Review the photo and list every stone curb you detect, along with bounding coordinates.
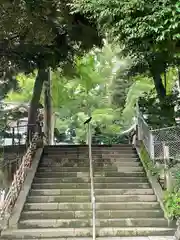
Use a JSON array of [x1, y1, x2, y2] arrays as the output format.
[[7, 148, 43, 229]]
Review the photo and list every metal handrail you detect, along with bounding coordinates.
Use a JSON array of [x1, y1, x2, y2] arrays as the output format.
[[84, 118, 96, 240], [0, 131, 41, 220]]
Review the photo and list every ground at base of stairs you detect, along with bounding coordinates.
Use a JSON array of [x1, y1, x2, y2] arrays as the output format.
[[0, 237, 175, 240], [113, 237, 175, 240]]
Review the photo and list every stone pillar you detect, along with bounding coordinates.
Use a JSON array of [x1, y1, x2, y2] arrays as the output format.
[[175, 219, 180, 240]]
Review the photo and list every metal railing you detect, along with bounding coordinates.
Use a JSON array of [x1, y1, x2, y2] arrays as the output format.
[[136, 103, 180, 238], [0, 121, 43, 222], [137, 107, 155, 160], [0, 122, 42, 147], [137, 103, 180, 162], [84, 118, 96, 240], [0, 131, 41, 220]]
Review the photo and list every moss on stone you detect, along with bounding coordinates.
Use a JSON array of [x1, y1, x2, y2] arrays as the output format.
[[139, 142, 158, 176]]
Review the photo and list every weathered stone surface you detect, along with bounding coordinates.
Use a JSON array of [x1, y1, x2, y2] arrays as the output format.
[[0, 145, 176, 239], [174, 222, 180, 240]]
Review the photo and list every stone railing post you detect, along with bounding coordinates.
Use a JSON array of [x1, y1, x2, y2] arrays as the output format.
[[163, 144, 173, 192], [149, 132, 155, 162], [175, 219, 180, 240]]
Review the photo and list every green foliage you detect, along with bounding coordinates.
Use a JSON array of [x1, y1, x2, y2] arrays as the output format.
[[75, 53, 104, 92], [175, 170, 180, 189], [122, 75, 154, 123], [0, 0, 102, 132], [164, 68, 179, 94], [163, 169, 180, 219], [0, 0, 101, 75], [138, 88, 180, 128], [121, 67, 179, 128], [109, 56, 133, 107], [6, 45, 130, 143], [71, 0, 180, 105], [0, 104, 7, 133], [5, 72, 36, 103], [92, 134, 129, 145], [53, 49, 125, 142], [139, 143, 159, 176], [72, 0, 180, 54], [164, 191, 180, 219]]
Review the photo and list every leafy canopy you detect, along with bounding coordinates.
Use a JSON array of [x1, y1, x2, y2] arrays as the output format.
[[6, 72, 36, 103], [71, 0, 180, 102], [5, 44, 134, 142], [0, 0, 101, 74], [72, 0, 180, 55]]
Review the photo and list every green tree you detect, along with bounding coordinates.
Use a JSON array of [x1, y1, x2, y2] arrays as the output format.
[[6, 72, 36, 103], [52, 47, 136, 142], [71, 0, 180, 102], [6, 45, 132, 143], [0, 0, 102, 136], [122, 67, 179, 128], [122, 75, 154, 126]]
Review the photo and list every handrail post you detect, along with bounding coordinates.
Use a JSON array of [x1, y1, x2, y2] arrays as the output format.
[[84, 117, 96, 240], [88, 122, 96, 240]]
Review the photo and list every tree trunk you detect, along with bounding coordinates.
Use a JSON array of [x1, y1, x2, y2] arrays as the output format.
[[151, 69, 166, 100], [44, 67, 53, 145], [150, 66, 175, 125], [178, 67, 180, 89], [164, 70, 167, 92], [148, 54, 166, 101], [51, 113, 55, 144], [27, 69, 46, 143]]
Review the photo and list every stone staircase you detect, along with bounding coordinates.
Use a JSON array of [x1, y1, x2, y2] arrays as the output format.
[[1, 145, 176, 239]]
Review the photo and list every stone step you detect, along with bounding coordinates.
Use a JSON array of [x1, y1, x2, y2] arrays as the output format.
[[115, 167, 144, 172], [36, 172, 90, 178], [43, 153, 138, 157], [27, 195, 156, 203], [43, 153, 137, 158], [43, 151, 137, 155], [100, 177, 148, 184], [1, 227, 175, 238], [109, 160, 138, 168], [21, 209, 164, 220], [35, 171, 146, 178], [30, 189, 90, 196], [27, 195, 91, 203], [44, 148, 136, 152], [53, 154, 138, 159], [39, 159, 141, 167], [24, 202, 160, 211], [44, 145, 133, 150], [96, 195, 156, 202], [0, 237, 176, 240], [93, 149, 136, 152], [107, 162, 141, 167], [41, 158, 140, 163], [45, 145, 135, 148], [37, 166, 144, 172], [93, 148, 136, 152], [31, 182, 150, 189], [18, 219, 91, 228], [39, 162, 141, 168], [43, 154, 138, 158], [95, 171, 145, 176], [18, 218, 168, 229], [33, 177, 90, 183], [30, 188, 154, 196], [33, 177, 148, 184], [37, 166, 119, 172]]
